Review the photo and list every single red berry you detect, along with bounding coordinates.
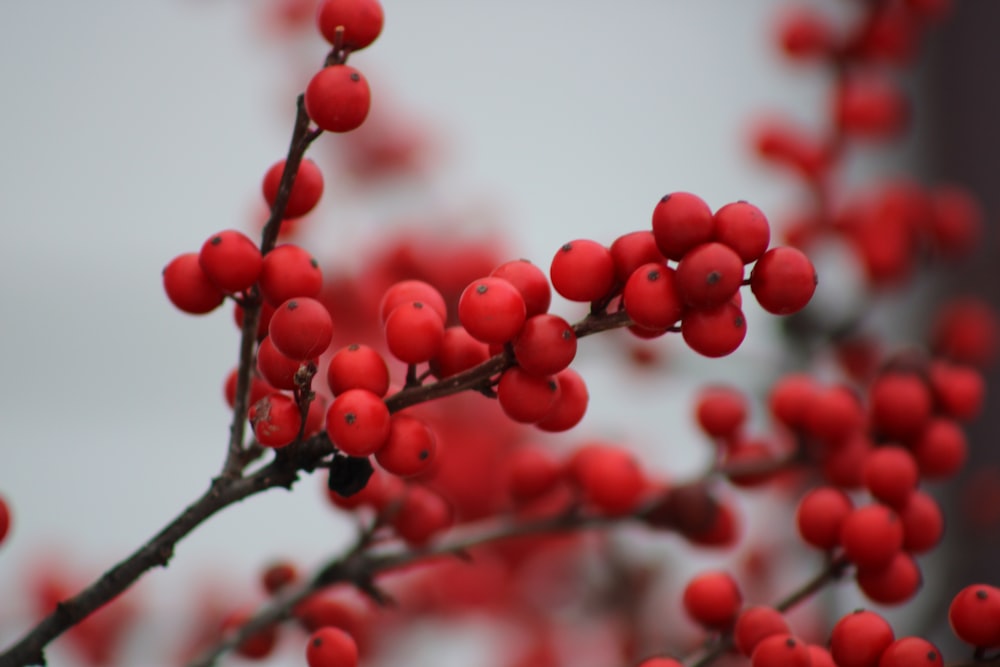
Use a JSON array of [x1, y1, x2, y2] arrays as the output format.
[[163, 253, 225, 314], [912, 417, 967, 479], [262, 561, 299, 595], [250, 392, 302, 448], [932, 298, 1000, 367], [769, 373, 821, 431], [949, 585, 1000, 648], [796, 486, 853, 550], [898, 490, 944, 553], [841, 505, 904, 569], [809, 645, 837, 667], [0, 495, 11, 546], [878, 637, 943, 667], [223, 367, 274, 410], [750, 247, 817, 315], [305, 65, 371, 133], [316, 0, 384, 50], [269, 298, 334, 360], [259, 244, 323, 307], [306, 626, 358, 667], [695, 385, 748, 439], [505, 446, 562, 503], [325, 389, 390, 457], [829, 609, 895, 667], [549, 240, 615, 302], [751, 634, 811, 667], [257, 335, 315, 391], [623, 263, 684, 330], [610, 230, 666, 283], [857, 552, 922, 605], [681, 302, 747, 358], [512, 313, 577, 377], [682, 570, 743, 629], [928, 185, 983, 258], [327, 344, 389, 397], [862, 446, 919, 508], [430, 326, 490, 378], [392, 484, 452, 545], [490, 259, 551, 317], [651, 192, 715, 261], [535, 368, 588, 432], [803, 385, 865, 447], [262, 158, 324, 219], [734, 606, 790, 657], [822, 433, 873, 489], [222, 608, 278, 660], [326, 466, 402, 513], [375, 415, 436, 477], [497, 368, 560, 424], [198, 230, 262, 294], [778, 8, 835, 59], [568, 443, 645, 515], [869, 372, 932, 441], [380, 280, 447, 325], [712, 201, 771, 264], [835, 75, 908, 138], [928, 361, 984, 421], [458, 277, 526, 344], [384, 301, 446, 364]]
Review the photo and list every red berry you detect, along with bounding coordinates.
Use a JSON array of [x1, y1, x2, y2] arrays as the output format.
[[610, 230, 666, 283], [623, 263, 684, 330], [327, 344, 389, 397], [568, 443, 645, 515], [857, 552, 922, 605], [380, 280, 447, 324], [796, 486, 853, 550], [912, 417, 967, 479], [651, 192, 714, 261], [841, 505, 904, 569], [497, 368, 559, 424], [898, 490, 944, 553], [262, 158, 324, 219], [505, 446, 562, 502], [512, 313, 577, 376], [682, 570, 742, 629], [305, 65, 371, 133], [695, 385, 748, 439], [258, 335, 315, 391], [932, 298, 1000, 367], [549, 240, 615, 302], [384, 301, 446, 364], [803, 385, 865, 446], [458, 277, 526, 344], [949, 584, 1000, 648], [259, 244, 323, 307], [375, 415, 436, 477], [681, 302, 747, 358], [928, 361, 984, 421], [325, 389, 390, 457], [163, 253, 225, 314], [250, 392, 302, 448], [862, 446, 919, 509], [316, 0, 384, 50], [769, 374, 821, 431], [835, 75, 908, 138], [830, 610, 894, 667], [878, 637, 943, 667], [734, 606, 790, 657], [809, 645, 837, 667], [535, 368, 588, 432], [713, 201, 771, 263], [269, 298, 334, 360], [490, 259, 551, 317], [751, 634, 811, 667], [198, 230, 262, 294], [821, 433, 873, 489], [928, 185, 983, 258], [234, 300, 276, 341], [223, 367, 274, 409], [0, 495, 11, 546], [262, 561, 298, 595], [869, 372, 932, 441], [392, 485, 452, 545], [778, 8, 835, 60], [306, 626, 358, 667], [750, 247, 817, 315], [222, 608, 278, 660], [430, 326, 490, 378]]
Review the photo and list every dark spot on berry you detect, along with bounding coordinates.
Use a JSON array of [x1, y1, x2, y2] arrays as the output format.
[[419, 450, 429, 460], [852, 608, 864, 614], [561, 329, 573, 340], [348, 343, 360, 351], [561, 243, 573, 252], [977, 589, 989, 600], [413, 301, 424, 309], [785, 638, 797, 648], [647, 269, 661, 281], [312, 638, 323, 647], [310, 258, 319, 268], [345, 412, 357, 425], [477, 284, 489, 295], [927, 652, 937, 661], [211, 236, 222, 245], [660, 194, 672, 202], [350, 72, 360, 82], [734, 315, 745, 328], [287, 300, 299, 310], [518, 258, 531, 263], [706, 270, 720, 285], [547, 380, 558, 392]]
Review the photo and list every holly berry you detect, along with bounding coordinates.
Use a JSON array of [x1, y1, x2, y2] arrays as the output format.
[[841, 504, 904, 569], [306, 626, 358, 667], [682, 570, 742, 629], [856, 552, 922, 605], [261, 561, 298, 595], [713, 200, 771, 263], [316, 0, 384, 51], [325, 389, 390, 457], [549, 239, 615, 302], [490, 259, 551, 317], [695, 385, 748, 439], [949, 584, 1000, 648], [505, 446, 562, 502], [749, 246, 817, 315], [878, 637, 943, 667], [751, 634, 811, 667], [681, 302, 747, 357], [269, 298, 334, 360], [430, 326, 490, 379], [305, 65, 371, 133], [912, 417, 966, 479], [623, 263, 684, 330], [327, 344, 390, 397], [257, 335, 315, 391], [675, 242, 745, 308], [651, 192, 714, 261], [249, 393, 302, 448], [497, 368, 559, 423], [535, 368, 588, 432], [262, 158, 324, 219], [392, 484, 452, 545], [375, 414, 436, 477], [0, 495, 11, 546], [869, 372, 932, 441], [380, 280, 447, 324], [734, 606, 790, 657], [568, 443, 645, 515], [458, 277, 526, 344], [163, 253, 225, 315], [829, 610, 895, 667], [512, 313, 577, 376], [384, 301, 445, 364], [610, 230, 666, 282], [898, 490, 944, 553], [259, 244, 323, 306], [796, 486, 853, 550], [198, 230, 262, 294], [862, 446, 919, 509]]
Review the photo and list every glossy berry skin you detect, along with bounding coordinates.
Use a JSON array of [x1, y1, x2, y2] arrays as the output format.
[[384, 301, 445, 364], [695, 385, 747, 439], [259, 244, 323, 307], [497, 368, 559, 423], [682, 571, 742, 629], [841, 504, 904, 569], [327, 344, 389, 397], [249, 393, 301, 448], [796, 486, 853, 550], [751, 634, 811, 667], [269, 298, 334, 360], [734, 606, 790, 657], [857, 552, 922, 605], [878, 637, 943, 667], [163, 253, 225, 314], [862, 446, 919, 509], [199, 230, 262, 294], [316, 0, 384, 51], [380, 280, 447, 324], [750, 247, 817, 315], [623, 263, 684, 330], [490, 259, 551, 317], [431, 327, 490, 378], [949, 584, 1000, 648], [306, 626, 358, 667], [458, 277, 526, 344], [681, 302, 747, 357], [375, 415, 436, 477], [325, 389, 390, 457], [549, 240, 615, 302], [714, 201, 771, 263], [262, 158, 324, 219], [675, 242, 744, 308], [651, 192, 714, 261], [305, 65, 371, 133], [830, 610, 895, 667], [257, 335, 314, 391], [512, 314, 577, 376], [610, 230, 665, 283], [535, 368, 588, 432]]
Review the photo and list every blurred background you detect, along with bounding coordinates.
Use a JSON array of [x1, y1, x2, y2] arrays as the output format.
[[0, 1, 996, 665]]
